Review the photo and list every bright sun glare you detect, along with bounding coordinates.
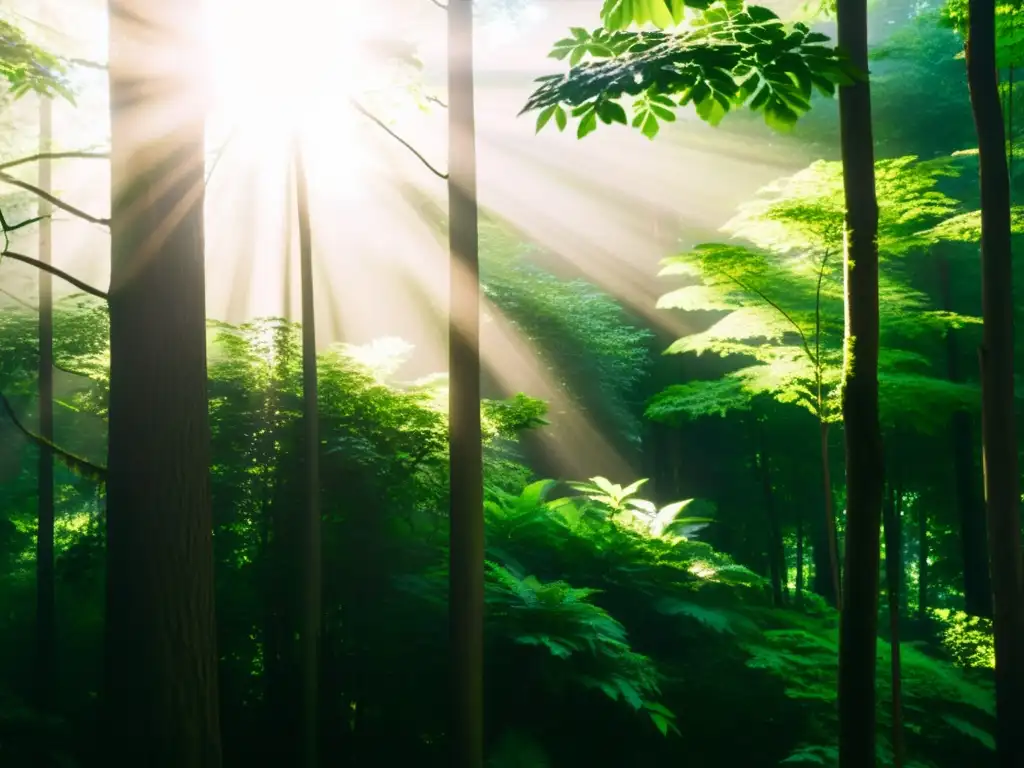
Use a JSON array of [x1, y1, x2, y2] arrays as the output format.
[[202, 0, 373, 186]]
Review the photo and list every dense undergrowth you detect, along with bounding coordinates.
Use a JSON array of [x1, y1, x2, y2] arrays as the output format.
[[0, 305, 997, 767]]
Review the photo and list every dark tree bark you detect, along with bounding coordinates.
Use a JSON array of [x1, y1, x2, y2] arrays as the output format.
[[918, 507, 928, 626], [293, 139, 322, 768], [835, 0, 885, 762], [795, 511, 805, 606], [34, 81, 56, 724], [939, 254, 992, 618], [811, 425, 838, 607], [883, 482, 905, 768], [965, 1, 1024, 763], [447, 2, 484, 767], [819, 422, 841, 607], [103, 2, 222, 766], [812, 510, 837, 606], [756, 423, 784, 607]]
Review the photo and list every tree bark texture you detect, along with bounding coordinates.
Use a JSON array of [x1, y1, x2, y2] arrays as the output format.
[[836, 0, 885, 762], [965, 2, 1024, 763], [104, 2, 222, 765], [35, 77, 56, 722], [448, 2, 484, 767]]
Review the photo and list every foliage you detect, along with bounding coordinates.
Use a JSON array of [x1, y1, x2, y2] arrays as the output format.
[[567, 475, 714, 536], [0, 301, 999, 766], [931, 608, 997, 670], [477, 219, 654, 445], [941, 0, 1024, 68], [648, 156, 982, 433], [0, 17, 73, 100], [522, 2, 855, 137]]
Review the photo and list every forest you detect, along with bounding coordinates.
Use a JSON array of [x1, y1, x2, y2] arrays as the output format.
[[0, 0, 1023, 766]]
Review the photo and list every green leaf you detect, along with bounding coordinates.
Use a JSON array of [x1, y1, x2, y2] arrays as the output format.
[[535, 105, 558, 132], [577, 110, 599, 138], [597, 99, 629, 124], [554, 105, 568, 131]]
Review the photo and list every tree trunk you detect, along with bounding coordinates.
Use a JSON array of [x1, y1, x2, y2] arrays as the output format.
[[103, 3, 222, 765], [883, 482, 904, 768], [447, 2, 484, 767], [820, 421, 841, 607], [918, 507, 928, 625], [35, 78, 56, 722], [836, 0, 885, 761], [939, 254, 992, 618], [293, 138, 321, 768], [965, 2, 1024, 762], [756, 424, 784, 607], [795, 510, 805, 606], [812, 511, 836, 605]]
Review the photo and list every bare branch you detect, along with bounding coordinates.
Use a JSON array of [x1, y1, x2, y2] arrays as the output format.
[[0, 172, 110, 226], [426, 94, 448, 109], [0, 151, 109, 172], [205, 127, 238, 186], [349, 99, 448, 180], [0, 286, 37, 310], [53, 361, 96, 379], [0, 390, 107, 481], [69, 58, 108, 71], [0, 207, 44, 252], [429, 0, 448, 7], [1, 251, 108, 300]]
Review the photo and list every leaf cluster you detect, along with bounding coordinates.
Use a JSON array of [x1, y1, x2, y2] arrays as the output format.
[[0, 18, 73, 101], [523, 3, 854, 138]]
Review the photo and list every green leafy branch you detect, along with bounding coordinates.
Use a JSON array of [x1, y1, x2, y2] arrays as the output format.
[[522, 5, 854, 138], [0, 18, 74, 101]]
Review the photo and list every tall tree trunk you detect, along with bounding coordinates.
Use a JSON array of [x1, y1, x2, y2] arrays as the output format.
[[883, 482, 905, 768], [812, 512, 836, 605], [918, 507, 928, 625], [795, 510, 805, 606], [448, 2, 484, 767], [939, 254, 992, 617], [104, 2, 221, 765], [820, 422, 841, 607], [34, 78, 56, 722], [756, 423, 784, 607], [965, 2, 1024, 763], [836, 0, 885, 762], [293, 139, 321, 768]]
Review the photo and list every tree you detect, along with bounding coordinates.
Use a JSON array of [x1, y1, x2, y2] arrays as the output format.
[[35, 44, 55, 724], [447, 2, 484, 766], [834, 0, 885, 764], [647, 156, 977, 607], [962, 0, 1024, 762], [103, 1, 222, 765], [292, 138, 321, 768]]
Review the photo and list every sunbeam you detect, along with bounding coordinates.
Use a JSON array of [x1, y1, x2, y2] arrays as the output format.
[[1, 0, 818, 484]]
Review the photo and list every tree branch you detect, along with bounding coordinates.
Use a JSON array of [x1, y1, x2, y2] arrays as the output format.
[[1, 251, 108, 300], [0, 286, 37, 310], [0, 172, 110, 226], [0, 390, 107, 481], [710, 265, 816, 365], [0, 151, 109, 172], [205, 127, 237, 186], [349, 99, 449, 180], [429, 0, 448, 8], [426, 94, 448, 109], [69, 57, 108, 71], [53, 361, 95, 379]]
